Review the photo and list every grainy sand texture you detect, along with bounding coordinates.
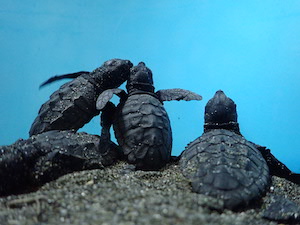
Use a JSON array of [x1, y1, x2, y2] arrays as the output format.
[[0, 161, 299, 225]]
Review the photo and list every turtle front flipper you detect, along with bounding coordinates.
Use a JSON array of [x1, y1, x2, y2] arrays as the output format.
[[98, 101, 124, 164], [254, 144, 300, 184], [39, 71, 90, 88], [156, 88, 202, 102], [96, 88, 127, 162], [96, 88, 127, 111]]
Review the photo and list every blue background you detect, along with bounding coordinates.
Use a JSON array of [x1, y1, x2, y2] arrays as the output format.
[[1, 1, 299, 172]]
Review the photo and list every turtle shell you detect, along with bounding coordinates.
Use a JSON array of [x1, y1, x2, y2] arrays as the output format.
[[180, 129, 270, 209], [113, 93, 172, 170]]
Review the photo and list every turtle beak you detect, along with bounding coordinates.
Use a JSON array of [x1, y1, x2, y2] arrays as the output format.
[[212, 90, 227, 104]]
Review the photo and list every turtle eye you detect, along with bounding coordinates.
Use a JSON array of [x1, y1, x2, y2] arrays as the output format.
[[104, 60, 114, 67], [131, 68, 139, 75]]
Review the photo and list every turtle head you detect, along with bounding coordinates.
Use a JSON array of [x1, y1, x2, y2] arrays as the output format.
[[102, 58, 133, 82], [204, 90, 240, 134], [126, 62, 155, 94]]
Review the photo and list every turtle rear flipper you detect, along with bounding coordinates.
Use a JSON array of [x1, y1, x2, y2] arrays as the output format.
[[263, 195, 300, 223], [254, 144, 300, 184], [287, 173, 300, 184], [156, 88, 202, 102]]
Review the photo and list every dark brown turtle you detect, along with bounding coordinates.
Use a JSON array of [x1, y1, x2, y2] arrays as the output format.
[[29, 59, 133, 136], [0, 103, 121, 196], [96, 62, 202, 170], [180, 90, 300, 210]]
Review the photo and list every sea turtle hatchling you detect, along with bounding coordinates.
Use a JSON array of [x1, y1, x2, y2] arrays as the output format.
[[0, 104, 120, 196], [29, 59, 133, 136], [96, 62, 202, 170], [180, 90, 300, 210]]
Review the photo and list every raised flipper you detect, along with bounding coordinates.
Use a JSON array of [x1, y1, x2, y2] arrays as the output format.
[[98, 101, 124, 162], [255, 144, 300, 184], [96, 88, 127, 110], [39, 71, 90, 88], [156, 88, 202, 102], [100, 101, 116, 141]]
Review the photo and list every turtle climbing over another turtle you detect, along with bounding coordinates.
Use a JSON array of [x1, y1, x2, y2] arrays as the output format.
[[96, 62, 202, 170], [180, 90, 300, 210], [29, 59, 133, 136]]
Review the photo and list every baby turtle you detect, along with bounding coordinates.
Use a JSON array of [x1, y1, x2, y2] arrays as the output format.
[[0, 104, 121, 196], [29, 59, 133, 136], [97, 62, 202, 170], [180, 90, 300, 210], [0, 130, 120, 196]]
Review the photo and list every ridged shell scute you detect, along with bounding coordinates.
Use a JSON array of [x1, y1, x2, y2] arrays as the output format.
[[114, 94, 172, 170], [30, 77, 99, 135], [180, 129, 270, 209]]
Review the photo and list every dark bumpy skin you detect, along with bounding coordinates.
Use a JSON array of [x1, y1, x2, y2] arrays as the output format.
[[0, 130, 121, 196], [97, 62, 202, 170], [29, 59, 133, 136], [180, 90, 300, 210]]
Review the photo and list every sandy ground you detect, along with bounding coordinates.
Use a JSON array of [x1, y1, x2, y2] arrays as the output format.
[[0, 161, 299, 225]]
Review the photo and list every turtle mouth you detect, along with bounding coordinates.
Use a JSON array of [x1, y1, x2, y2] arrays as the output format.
[[214, 89, 226, 98], [211, 90, 231, 106]]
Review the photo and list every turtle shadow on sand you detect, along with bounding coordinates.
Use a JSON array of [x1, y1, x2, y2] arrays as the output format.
[[0, 60, 300, 223]]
